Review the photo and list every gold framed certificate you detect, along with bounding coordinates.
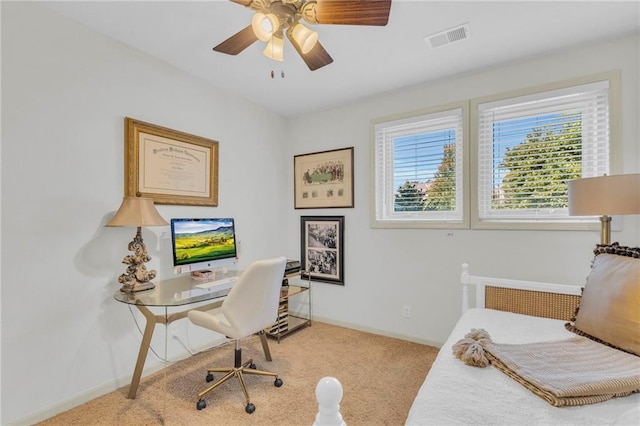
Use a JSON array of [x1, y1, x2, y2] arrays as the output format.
[[124, 117, 218, 206]]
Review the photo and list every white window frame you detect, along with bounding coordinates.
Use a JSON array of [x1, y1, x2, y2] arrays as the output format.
[[370, 102, 470, 229], [470, 71, 621, 230]]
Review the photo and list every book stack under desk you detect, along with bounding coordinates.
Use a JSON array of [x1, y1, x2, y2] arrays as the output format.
[[267, 299, 289, 335], [266, 282, 311, 342]]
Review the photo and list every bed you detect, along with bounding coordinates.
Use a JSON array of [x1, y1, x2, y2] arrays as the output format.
[[405, 244, 640, 426]]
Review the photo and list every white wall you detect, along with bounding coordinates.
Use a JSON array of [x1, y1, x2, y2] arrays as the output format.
[[2, 2, 639, 424], [284, 33, 640, 347], [1, 3, 289, 424]]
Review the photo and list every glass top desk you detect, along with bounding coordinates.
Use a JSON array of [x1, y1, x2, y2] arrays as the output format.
[[113, 272, 273, 399]]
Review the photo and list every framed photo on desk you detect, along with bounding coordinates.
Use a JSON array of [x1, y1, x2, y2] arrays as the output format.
[[300, 216, 344, 285]]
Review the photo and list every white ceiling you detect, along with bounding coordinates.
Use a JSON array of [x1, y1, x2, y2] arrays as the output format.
[[41, 0, 640, 117]]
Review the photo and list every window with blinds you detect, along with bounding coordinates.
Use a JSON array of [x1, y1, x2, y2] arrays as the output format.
[[372, 105, 467, 227], [370, 72, 618, 230], [475, 80, 610, 225]]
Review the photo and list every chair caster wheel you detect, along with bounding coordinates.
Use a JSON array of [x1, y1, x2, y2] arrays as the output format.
[[249, 363, 256, 369], [274, 378, 283, 387], [206, 373, 214, 382], [245, 403, 256, 414], [196, 399, 206, 410]]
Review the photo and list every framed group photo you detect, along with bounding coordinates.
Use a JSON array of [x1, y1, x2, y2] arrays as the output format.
[[294, 147, 354, 209], [300, 216, 344, 285], [124, 117, 219, 206]]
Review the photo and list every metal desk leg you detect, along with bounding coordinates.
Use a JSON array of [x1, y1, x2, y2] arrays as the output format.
[[126, 304, 272, 399], [258, 330, 272, 362], [127, 305, 159, 399]]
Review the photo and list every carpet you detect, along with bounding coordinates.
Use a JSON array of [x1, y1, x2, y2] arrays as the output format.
[[39, 322, 439, 425]]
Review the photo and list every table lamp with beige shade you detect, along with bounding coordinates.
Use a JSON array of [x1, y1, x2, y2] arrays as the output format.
[[106, 197, 168, 293], [568, 173, 640, 245]]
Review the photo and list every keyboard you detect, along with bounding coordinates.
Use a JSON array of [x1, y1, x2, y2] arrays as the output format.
[[194, 276, 237, 291]]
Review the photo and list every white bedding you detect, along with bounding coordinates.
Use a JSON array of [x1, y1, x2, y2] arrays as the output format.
[[405, 308, 640, 426]]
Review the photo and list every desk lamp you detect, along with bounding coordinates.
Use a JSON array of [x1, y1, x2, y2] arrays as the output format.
[[568, 173, 640, 244], [106, 197, 168, 293]]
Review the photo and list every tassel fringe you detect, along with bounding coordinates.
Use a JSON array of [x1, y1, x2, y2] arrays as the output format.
[[452, 328, 492, 367]]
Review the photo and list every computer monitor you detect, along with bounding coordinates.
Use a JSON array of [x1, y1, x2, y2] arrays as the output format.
[[170, 218, 238, 273]]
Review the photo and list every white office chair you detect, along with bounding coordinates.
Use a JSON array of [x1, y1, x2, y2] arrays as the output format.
[[188, 256, 287, 413]]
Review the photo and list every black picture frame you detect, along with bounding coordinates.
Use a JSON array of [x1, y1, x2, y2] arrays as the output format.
[[293, 147, 354, 209], [300, 216, 344, 285]]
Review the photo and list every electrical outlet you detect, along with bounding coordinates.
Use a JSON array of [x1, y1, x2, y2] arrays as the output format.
[[403, 305, 411, 318]]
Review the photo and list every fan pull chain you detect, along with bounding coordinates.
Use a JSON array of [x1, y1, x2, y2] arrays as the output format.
[[270, 70, 285, 79]]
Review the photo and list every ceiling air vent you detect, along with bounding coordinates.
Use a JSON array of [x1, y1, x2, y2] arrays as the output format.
[[425, 23, 470, 49]]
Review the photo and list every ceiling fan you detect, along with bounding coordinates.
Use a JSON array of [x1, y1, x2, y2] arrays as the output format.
[[214, 0, 392, 71]]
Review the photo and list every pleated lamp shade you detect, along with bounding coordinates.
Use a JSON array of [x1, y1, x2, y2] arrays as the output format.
[[106, 197, 168, 227]]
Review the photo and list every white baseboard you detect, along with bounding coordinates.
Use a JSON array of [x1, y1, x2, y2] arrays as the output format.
[[310, 314, 443, 349], [12, 337, 228, 426], [11, 362, 165, 426]]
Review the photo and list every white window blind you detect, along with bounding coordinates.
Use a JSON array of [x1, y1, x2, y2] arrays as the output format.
[[477, 80, 610, 223], [373, 107, 465, 226]]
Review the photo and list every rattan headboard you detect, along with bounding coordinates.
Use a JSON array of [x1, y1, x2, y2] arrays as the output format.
[[461, 263, 583, 320], [484, 286, 581, 321]]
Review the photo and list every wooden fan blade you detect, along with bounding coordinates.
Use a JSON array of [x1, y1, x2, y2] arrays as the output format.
[[302, 43, 334, 71], [288, 32, 334, 71], [230, 0, 252, 6], [311, 0, 392, 26], [213, 25, 258, 55]]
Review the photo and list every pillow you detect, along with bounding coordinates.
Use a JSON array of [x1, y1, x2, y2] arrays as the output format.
[[592, 241, 640, 259], [565, 243, 640, 356]]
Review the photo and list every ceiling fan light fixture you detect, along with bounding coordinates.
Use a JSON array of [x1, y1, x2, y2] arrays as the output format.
[[263, 33, 284, 61], [251, 12, 279, 42], [290, 22, 318, 54], [214, 0, 391, 71]]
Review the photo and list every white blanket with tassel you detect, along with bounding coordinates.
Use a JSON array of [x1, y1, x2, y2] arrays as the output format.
[[454, 332, 640, 407], [405, 308, 640, 426]]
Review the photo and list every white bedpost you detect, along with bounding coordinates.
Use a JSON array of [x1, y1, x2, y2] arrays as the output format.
[[313, 376, 346, 426], [461, 263, 470, 314]]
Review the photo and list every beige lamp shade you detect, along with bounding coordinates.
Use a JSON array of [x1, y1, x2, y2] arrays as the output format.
[[252, 12, 279, 42], [568, 174, 640, 216], [263, 33, 284, 61], [290, 22, 318, 54], [105, 197, 168, 227]]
